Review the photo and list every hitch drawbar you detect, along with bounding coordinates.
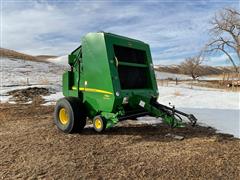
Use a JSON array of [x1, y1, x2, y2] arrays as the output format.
[[152, 102, 197, 127], [132, 96, 197, 128]]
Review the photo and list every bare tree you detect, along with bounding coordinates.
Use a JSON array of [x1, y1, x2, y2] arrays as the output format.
[[207, 8, 240, 72], [180, 54, 204, 80]]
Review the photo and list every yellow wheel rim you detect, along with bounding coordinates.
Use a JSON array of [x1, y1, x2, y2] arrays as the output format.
[[95, 118, 102, 129], [59, 108, 69, 125]]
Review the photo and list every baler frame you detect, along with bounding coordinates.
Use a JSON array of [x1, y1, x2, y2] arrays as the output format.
[[54, 32, 197, 133]]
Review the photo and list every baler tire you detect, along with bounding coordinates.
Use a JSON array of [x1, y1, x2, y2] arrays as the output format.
[[93, 116, 107, 133], [54, 97, 86, 133]]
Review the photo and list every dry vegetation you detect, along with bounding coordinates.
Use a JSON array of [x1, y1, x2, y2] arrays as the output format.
[[0, 99, 239, 179], [155, 64, 240, 91], [0, 88, 239, 179], [158, 79, 240, 92], [155, 65, 235, 76], [7, 87, 50, 103], [173, 90, 183, 96], [0, 48, 57, 62]]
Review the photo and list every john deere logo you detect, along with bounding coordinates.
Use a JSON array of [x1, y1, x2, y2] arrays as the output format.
[[103, 94, 111, 99]]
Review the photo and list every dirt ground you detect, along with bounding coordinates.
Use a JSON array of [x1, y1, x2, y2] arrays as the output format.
[[0, 100, 239, 180]]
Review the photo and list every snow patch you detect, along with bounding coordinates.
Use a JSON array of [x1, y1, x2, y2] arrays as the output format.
[[181, 108, 240, 138], [158, 85, 240, 110], [48, 55, 68, 66], [0, 57, 64, 103], [137, 116, 162, 125], [155, 71, 192, 80], [42, 92, 64, 105]]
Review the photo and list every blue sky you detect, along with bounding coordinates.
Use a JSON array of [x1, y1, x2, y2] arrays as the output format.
[[1, 0, 239, 65]]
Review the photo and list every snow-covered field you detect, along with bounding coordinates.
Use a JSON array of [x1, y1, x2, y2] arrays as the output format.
[[48, 55, 68, 66], [158, 84, 238, 109], [0, 57, 65, 103], [158, 84, 239, 138], [0, 57, 239, 138], [155, 71, 192, 80]]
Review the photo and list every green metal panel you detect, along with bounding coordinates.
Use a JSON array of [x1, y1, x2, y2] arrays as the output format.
[[80, 33, 115, 114], [62, 72, 69, 97]]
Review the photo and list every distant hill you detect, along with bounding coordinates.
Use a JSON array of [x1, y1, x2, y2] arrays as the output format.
[[154, 65, 235, 75], [1, 47, 236, 75], [36, 55, 58, 61], [0, 48, 57, 62]]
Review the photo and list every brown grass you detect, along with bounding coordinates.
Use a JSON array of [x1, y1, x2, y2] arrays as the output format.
[[191, 80, 240, 91], [155, 65, 237, 76], [173, 90, 183, 96], [0, 102, 239, 179], [0, 48, 57, 62], [40, 78, 50, 85]]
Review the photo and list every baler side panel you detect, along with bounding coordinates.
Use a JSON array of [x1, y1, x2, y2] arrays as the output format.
[[81, 33, 115, 115], [62, 47, 82, 98]]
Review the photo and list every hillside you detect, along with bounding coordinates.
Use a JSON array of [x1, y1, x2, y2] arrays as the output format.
[[0, 48, 57, 62], [154, 65, 235, 76], [1, 47, 237, 76]]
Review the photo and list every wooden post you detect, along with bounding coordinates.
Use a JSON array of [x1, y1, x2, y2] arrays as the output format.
[[222, 73, 225, 86], [237, 72, 240, 91]]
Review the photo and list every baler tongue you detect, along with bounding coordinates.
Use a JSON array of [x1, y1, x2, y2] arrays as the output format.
[[129, 95, 197, 128], [187, 114, 198, 126], [152, 102, 197, 127]]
